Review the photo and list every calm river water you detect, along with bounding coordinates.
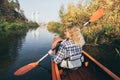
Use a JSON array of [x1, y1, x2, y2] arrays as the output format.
[[0, 26, 120, 80]]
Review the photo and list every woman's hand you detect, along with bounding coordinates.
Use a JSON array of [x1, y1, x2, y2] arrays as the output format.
[[52, 37, 63, 49], [48, 49, 53, 55]]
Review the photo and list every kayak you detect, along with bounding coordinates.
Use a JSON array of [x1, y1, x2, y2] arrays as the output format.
[[51, 50, 120, 80], [51, 61, 98, 80]]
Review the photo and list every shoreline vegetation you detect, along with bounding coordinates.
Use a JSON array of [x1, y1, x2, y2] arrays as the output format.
[[0, 0, 39, 37], [47, 0, 120, 46]]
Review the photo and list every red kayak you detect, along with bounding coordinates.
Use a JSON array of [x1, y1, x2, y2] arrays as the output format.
[[51, 50, 120, 80]]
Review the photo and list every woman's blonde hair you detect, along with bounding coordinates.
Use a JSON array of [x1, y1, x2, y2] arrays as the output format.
[[67, 25, 85, 46]]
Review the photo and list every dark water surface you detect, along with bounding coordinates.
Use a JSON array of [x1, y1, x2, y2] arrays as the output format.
[[0, 27, 54, 80], [0, 27, 120, 80]]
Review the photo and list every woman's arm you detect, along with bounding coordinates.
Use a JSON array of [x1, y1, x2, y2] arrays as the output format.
[[53, 45, 66, 64]]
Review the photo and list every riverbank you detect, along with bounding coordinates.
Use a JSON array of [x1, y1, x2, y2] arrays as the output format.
[[0, 21, 39, 31]]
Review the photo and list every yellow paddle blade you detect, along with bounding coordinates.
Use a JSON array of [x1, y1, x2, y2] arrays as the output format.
[[90, 8, 104, 22], [14, 62, 39, 76]]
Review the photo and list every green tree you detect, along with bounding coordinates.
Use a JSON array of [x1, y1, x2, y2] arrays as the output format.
[[59, 4, 65, 19], [0, 0, 26, 22]]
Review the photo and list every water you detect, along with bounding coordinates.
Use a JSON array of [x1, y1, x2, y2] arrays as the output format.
[[84, 45, 120, 78], [0, 27, 55, 80], [0, 27, 120, 80]]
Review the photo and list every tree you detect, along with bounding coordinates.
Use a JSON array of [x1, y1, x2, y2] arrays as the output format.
[[0, 0, 26, 22], [59, 4, 65, 19]]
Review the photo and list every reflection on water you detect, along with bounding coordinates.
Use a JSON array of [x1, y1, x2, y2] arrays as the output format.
[[84, 44, 120, 77], [0, 27, 54, 80], [0, 26, 120, 80], [0, 30, 26, 76]]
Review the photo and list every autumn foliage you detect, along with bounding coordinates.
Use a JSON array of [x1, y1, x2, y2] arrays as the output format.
[[47, 0, 120, 44]]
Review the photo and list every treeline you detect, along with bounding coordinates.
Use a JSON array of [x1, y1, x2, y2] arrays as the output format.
[[47, 0, 120, 45], [0, 0, 39, 31]]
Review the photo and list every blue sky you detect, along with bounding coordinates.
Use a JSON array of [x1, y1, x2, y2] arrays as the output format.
[[18, 0, 79, 23]]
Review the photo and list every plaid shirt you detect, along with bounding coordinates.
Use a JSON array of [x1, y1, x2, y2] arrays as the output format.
[[53, 39, 83, 64]]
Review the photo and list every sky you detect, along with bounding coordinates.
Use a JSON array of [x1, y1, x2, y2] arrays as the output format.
[[18, 0, 79, 23]]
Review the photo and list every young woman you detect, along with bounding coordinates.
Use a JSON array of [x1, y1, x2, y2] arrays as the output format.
[[48, 25, 85, 69]]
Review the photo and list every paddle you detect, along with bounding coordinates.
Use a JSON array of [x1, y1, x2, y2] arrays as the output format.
[[83, 8, 104, 27], [14, 8, 104, 76], [14, 53, 49, 76]]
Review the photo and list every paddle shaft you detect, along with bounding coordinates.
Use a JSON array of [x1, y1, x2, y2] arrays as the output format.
[[83, 21, 90, 27], [37, 48, 57, 63], [37, 53, 49, 63]]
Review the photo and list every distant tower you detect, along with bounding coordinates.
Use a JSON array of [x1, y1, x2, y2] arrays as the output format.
[[31, 11, 40, 23], [31, 12, 36, 22], [36, 11, 40, 23]]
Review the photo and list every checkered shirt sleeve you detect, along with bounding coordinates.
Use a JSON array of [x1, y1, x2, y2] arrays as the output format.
[[53, 44, 66, 64]]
